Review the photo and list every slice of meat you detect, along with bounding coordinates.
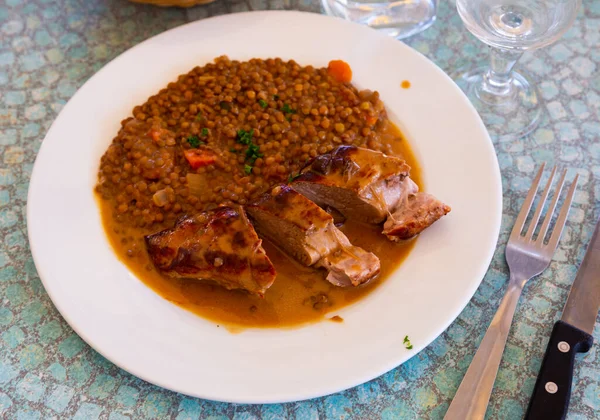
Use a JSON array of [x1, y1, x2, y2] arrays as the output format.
[[145, 206, 276, 296], [324, 206, 346, 227], [247, 185, 380, 287], [292, 145, 451, 240], [318, 229, 381, 287], [383, 193, 451, 241], [292, 145, 411, 223]]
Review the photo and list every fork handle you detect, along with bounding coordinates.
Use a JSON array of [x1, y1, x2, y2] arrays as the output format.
[[444, 277, 525, 420]]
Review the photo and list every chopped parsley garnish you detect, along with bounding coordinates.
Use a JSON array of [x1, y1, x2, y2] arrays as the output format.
[[273, 94, 280, 100], [236, 129, 263, 173], [229, 148, 237, 153], [219, 101, 231, 111], [403, 335, 413, 350], [245, 142, 262, 165], [186, 135, 204, 148], [195, 112, 203, 121], [201, 127, 209, 137], [281, 103, 296, 114], [236, 129, 254, 145], [258, 99, 268, 109], [288, 173, 301, 183]]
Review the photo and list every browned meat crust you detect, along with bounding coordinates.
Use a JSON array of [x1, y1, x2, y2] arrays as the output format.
[[293, 145, 411, 224], [247, 185, 380, 287], [293, 146, 451, 240], [145, 206, 276, 296], [383, 193, 451, 240]]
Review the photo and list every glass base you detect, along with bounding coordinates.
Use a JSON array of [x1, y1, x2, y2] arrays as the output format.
[[452, 66, 542, 140], [321, 0, 437, 39]]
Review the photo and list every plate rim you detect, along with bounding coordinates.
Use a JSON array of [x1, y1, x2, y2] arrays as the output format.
[[27, 10, 503, 403]]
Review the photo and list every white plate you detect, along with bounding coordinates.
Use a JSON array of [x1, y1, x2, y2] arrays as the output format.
[[28, 11, 502, 403]]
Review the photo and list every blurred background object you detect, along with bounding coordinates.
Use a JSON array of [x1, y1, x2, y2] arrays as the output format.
[[321, 0, 437, 39], [130, 0, 216, 7]]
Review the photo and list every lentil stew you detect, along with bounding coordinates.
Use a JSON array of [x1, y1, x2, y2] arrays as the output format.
[[95, 56, 422, 328]]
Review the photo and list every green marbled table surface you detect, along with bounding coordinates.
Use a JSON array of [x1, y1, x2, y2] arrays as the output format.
[[1, 0, 599, 418]]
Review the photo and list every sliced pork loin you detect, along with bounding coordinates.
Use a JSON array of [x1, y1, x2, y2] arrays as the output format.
[[318, 242, 381, 287], [292, 145, 411, 224], [247, 184, 380, 287], [383, 193, 451, 241], [145, 206, 276, 296], [292, 145, 450, 240], [381, 176, 450, 240]]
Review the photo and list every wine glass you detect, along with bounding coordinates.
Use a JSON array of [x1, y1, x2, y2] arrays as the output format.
[[453, 0, 581, 140], [321, 0, 438, 39]]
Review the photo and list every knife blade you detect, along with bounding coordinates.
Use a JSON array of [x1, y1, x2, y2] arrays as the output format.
[[561, 219, 600, 335], [526, 217, 600, 420]]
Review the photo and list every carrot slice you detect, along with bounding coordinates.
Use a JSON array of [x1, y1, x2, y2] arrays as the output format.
[[184, 149, 217, 169], [366, 116, 378, 126], [327, 60, 352, 83]]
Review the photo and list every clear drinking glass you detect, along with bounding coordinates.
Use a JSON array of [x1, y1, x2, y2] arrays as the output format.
[[453, 0, 581, 139], [321, 0, 437, 39]]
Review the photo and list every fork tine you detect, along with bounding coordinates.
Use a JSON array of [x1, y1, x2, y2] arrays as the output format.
[[536, 169, 566, 244], [524, 166, 557, 241], [511, 163, 546, 240], [546, 173, 579, 251]]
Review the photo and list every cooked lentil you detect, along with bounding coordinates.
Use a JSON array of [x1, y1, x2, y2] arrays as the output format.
[[96, 56, 400, 229]]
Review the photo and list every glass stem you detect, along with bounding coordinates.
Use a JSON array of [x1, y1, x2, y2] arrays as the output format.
[[479, 46, 523, 99]]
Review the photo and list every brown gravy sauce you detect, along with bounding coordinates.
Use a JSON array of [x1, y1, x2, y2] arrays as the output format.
[[98, 122, 421, 329]]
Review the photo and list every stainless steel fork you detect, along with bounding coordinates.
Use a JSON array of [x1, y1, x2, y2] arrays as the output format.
[[445, 164, 579, 420]]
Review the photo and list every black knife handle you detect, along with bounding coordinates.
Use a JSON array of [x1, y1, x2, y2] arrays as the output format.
[[525, 320, 594, 420]]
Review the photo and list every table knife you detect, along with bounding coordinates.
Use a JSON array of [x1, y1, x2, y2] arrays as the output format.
[[525, 217, 600, 420]]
